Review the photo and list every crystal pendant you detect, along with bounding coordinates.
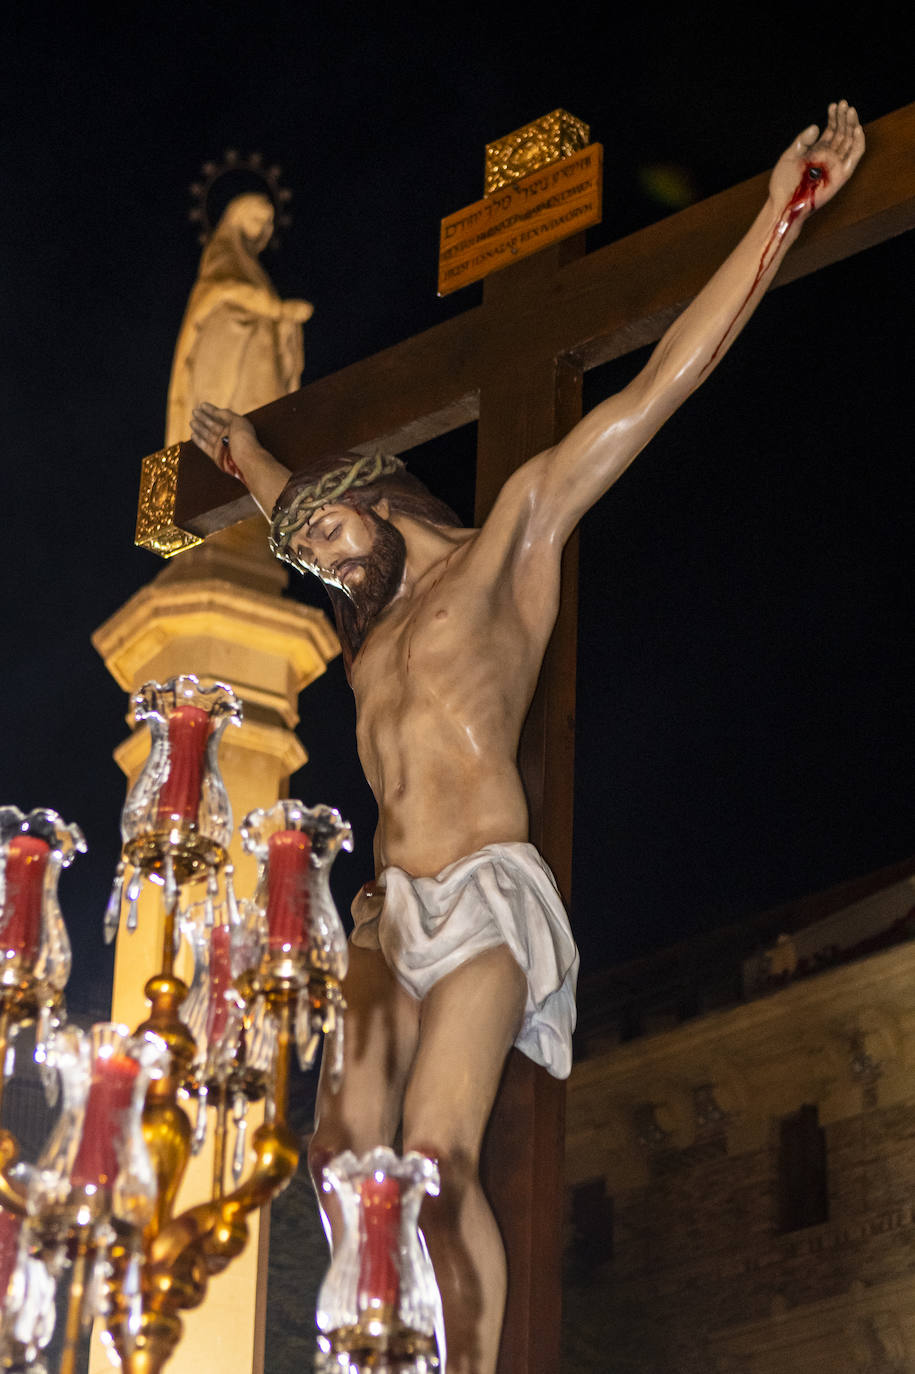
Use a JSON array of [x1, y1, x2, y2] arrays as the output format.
[[231, 1093, 248, 1184], [1, 1225, 59, 1364], [192, 1086, 209, 1156], [294, 989, 321, 1072], [125, 871, 142, 932], [179, 873, 264, 1150], [104, 860, 125, 944]]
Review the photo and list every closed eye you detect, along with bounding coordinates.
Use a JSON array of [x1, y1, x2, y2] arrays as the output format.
[[306, 518, 340, 545]]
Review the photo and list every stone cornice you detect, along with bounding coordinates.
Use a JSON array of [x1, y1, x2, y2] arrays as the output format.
[[567, 941, 915, 1189], [708, 1273, 915, 1372], [92, 579, 339, 727]]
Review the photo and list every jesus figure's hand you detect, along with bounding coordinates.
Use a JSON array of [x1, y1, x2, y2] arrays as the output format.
[[189, 402, 292, 518], [768, 100, 865, 219], [190, 402, 257, 479]]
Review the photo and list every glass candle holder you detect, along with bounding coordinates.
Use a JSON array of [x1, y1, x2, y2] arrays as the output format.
[[180, 874, 258, 1080], [29, 1023, 166, 1237], [4, 1028, 162, 1368], [316, 1148, 442, 1372], [179, 875, 270, 1160], [1, 1195, 59, 1370], [105, 676, 242, 942], [240, 802, 351, 1082], [0, 806, 85, 1058]]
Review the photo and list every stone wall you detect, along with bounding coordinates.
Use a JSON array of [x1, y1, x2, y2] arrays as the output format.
[[563, 930, 915, 1371]]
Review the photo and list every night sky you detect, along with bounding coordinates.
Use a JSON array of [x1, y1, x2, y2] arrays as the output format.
[[1, 7, 912, 1020]]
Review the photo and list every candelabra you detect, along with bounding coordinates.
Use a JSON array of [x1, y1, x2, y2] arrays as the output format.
[[1, 675, 442, 1374]]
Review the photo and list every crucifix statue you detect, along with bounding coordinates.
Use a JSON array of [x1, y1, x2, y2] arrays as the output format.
[[182, 103, 866, 1374]]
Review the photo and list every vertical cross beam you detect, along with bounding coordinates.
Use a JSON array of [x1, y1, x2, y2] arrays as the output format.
[[476, 236, 584, 1374]]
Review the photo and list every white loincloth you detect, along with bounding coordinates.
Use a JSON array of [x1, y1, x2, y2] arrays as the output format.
[[350, 841, 579, 1079]]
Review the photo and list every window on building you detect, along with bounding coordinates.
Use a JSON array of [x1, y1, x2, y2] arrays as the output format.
[[777, 1102, 828, 1232], [567, 1177, 614, 1282]]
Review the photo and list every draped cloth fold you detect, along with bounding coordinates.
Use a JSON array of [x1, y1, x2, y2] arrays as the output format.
[[351, 842, 579, 1079]]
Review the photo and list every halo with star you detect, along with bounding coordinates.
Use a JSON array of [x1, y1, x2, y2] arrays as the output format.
[[188, 150, 293, 248]]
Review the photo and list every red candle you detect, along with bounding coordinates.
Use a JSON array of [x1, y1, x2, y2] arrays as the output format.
[[206, 924, 234, 1044], [265, 830, 311, 950], [70, 1053, 141, 1189], [0, 1207, 21, 1298], [358, 1174, 401, 1312], [156, 704, 211, 825], [1, 834, 50, 962]]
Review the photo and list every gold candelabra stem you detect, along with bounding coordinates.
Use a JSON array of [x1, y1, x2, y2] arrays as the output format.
[[0, 1007, 9, 1120], [59, 1229, 92, 1374], [135, 973, 196, 1238], [273, 988, 293, 1120], [159, 877, 181, 980], [212, 1090, 228, 1201]]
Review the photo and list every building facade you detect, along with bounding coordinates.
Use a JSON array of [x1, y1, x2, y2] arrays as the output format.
[[564, 859, 915, 1373]]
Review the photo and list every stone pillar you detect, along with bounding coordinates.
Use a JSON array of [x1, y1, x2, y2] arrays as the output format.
[[89, 565, 338, 1374]]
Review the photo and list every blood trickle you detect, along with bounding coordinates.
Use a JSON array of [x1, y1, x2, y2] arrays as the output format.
[[156, 704, 211, 825], [1, 834, 51, 963], [358, 1174, 401, 1313], [222, 449, 244, 482], [266, 830, 311, 950], [703, 161, 829, 376]]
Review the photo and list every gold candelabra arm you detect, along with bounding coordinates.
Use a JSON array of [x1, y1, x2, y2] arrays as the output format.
[[213, 1116, 299, 1225], [150, 1116, 299, 1275], [1, 1128, 28, 1217], [104, 978, 300, 1374], [104, 1115, 299, 1374], [203, 1118, 299, 1272]]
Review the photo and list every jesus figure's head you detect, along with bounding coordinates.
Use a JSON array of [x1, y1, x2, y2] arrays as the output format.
[[271, 456, 462, 671]]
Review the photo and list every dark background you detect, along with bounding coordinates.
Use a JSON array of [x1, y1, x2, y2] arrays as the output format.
[[1, 5, 912, 1021]]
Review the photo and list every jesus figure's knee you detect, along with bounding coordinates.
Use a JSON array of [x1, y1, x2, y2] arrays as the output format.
[[403, 1136, 479, 1223], [402, 1134, 504, 1374]]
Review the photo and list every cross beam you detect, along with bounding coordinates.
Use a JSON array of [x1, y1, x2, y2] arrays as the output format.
[[174, 103, 915, 538], [151, 101, 915, 1374]]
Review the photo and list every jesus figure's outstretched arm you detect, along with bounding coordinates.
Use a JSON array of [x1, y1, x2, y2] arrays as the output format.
[[521, 101, 865, 546], [189, 403, 292, 515]]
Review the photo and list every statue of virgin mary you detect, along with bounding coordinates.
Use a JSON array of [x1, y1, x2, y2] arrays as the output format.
[[166, 192, 312, 446]]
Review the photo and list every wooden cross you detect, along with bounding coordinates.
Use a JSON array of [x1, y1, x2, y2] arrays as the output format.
[[148, 102, 915, 1374]]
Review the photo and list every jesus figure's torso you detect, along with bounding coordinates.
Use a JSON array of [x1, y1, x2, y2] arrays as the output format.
[[350, 503, 560, 878]]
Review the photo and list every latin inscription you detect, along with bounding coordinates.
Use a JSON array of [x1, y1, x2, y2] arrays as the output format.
[[438, 144, 603, 295]]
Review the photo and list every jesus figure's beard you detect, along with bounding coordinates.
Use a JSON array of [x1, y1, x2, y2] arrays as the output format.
[[325, 510, 406, 663]]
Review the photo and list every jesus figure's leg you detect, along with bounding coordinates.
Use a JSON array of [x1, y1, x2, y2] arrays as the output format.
[[402, 944, 527, 1374], [308, 942, 420, 1226]]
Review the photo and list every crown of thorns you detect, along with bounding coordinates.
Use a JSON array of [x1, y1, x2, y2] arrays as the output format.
[[268, 451, 405, 563]]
